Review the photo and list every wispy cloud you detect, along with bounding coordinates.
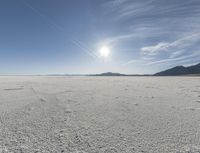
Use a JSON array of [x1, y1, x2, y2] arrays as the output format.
[[102, 0, 200, 71], [122, 59, 140, 66], [104, 0, 156, 19], [141, 33, 200, 56], [117, 0, 156, 19], [102, 33, 136, 45], [106, 0, 200, 20], [146, 51, 200, 65], [123, 33, 200, 66], [141, 42, 169, 55], [138, 32, 200, 67]]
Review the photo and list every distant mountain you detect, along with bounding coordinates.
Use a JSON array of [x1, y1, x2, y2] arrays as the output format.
[[90, 72, 127, 76], [47, 74, 85, 76], [90, 72, 151, 76], [154, 63, 200, 76]]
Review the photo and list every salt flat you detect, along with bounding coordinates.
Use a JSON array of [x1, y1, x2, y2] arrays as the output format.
[[0, 76, 200, 153]]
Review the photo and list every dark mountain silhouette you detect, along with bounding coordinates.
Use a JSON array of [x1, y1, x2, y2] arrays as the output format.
[[154, 63, 200, 76]]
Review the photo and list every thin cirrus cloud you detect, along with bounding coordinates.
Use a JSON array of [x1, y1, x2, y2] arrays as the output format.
[[102, 33, 137, 46], [140, 32, 200, 67], [102, 0, 200, 70], [141, 33, 200, 56], [146, 51, 200, 65]]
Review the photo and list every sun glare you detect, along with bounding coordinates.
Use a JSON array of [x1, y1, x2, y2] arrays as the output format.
[[99, 46, 110, 58]]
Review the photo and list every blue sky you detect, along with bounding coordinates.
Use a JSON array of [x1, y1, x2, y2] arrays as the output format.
[[0, 0, 200, 74]]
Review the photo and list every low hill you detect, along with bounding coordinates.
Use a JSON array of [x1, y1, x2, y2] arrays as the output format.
[[90, 72, 126, 76]]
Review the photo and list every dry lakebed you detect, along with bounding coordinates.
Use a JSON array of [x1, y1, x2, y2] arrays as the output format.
[[0, 76, 200, 153]]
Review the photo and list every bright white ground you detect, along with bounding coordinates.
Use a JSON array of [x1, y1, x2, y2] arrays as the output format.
[[0, 76, 200, 153]]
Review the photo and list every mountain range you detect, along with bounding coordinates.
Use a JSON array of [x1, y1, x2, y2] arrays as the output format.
[[90, 72, 151, 76], [91, 63, 200, 76], [46, 63, 200, 76], [154, 62, 200, 76]]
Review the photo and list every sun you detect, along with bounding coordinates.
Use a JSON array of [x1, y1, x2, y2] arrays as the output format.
[[99, 46, 110, 58]]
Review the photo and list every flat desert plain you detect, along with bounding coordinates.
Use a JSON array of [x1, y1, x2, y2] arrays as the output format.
[[0, 76, 200, 153]]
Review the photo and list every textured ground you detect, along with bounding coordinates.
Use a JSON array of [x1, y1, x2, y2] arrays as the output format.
[[0, 76, 200, 153]]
